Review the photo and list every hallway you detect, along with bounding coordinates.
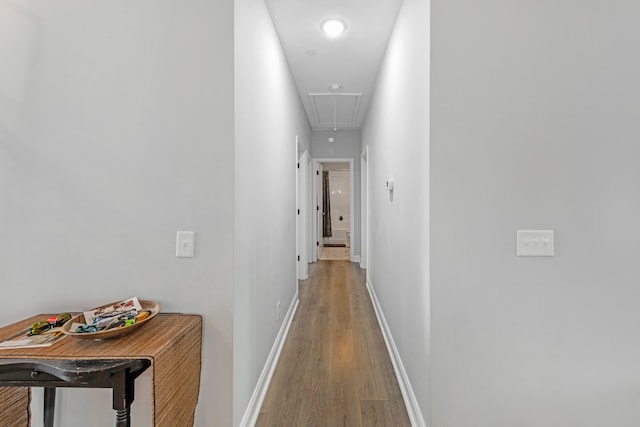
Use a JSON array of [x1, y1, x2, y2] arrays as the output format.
[[256, 261, 410, 426]]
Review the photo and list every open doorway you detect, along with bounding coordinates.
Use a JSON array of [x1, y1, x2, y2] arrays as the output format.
[[313, 158, 354, 261]]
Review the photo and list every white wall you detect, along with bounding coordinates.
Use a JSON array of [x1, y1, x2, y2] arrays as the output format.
[[431, 1, 640, 426], [311, 130, 361, 257], [233, 0, 311, 423], [361, 0, 430, 423], [0, 0, 234, 425]]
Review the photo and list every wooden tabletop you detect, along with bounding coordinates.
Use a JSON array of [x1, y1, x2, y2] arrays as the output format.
[[0, 313, 200, 360]]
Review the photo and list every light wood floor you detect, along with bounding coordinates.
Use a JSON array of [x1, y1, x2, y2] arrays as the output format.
[[256, 261, 411, 427]]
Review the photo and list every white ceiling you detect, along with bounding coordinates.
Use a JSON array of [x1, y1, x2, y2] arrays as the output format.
[[265, 0, 403, 131]]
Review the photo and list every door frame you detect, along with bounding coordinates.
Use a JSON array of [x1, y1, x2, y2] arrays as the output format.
[[297, 147, 309, 280], [312, 158, 355, 262], [307, 153, 314, 264], [360, 146, 369, 270]]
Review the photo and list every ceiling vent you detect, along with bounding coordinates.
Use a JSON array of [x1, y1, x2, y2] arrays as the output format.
[[308, 93, 362, 130]]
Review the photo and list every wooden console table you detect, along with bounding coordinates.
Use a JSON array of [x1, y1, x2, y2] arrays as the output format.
[[0, 313, 202, 427]]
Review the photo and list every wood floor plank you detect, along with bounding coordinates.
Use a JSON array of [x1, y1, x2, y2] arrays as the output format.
[[329, 328, 362, 427], [295, 369, 330, 426], [258, 260, 410, 426], [360, 400, 396, 427], [352, 317, 390, 401]]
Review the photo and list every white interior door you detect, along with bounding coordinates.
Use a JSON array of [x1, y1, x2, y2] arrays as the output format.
[[297, 150, 308, 280], [361, 147, 368, 269], [316, 163, 324, 260], [296, 137, 300, 280], [307, 154, 313, 263]]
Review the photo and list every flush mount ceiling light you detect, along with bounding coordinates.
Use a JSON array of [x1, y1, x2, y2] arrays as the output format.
[[322, 19, 346, 38]]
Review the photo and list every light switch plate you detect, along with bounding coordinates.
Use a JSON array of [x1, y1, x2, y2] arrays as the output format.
[[176, 231, 195, 258], [517, 230, 554, 257]]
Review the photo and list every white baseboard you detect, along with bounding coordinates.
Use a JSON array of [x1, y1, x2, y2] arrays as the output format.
[[239, 292, 299, 427], [352, 255, 361, 263], [366, 279, 427, 427]]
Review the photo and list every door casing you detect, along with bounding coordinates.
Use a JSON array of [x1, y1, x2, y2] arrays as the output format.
[[312, 158, 355, 262]]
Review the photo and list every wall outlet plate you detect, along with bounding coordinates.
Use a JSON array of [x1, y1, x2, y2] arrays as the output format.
[[517, 230, 554, 257]]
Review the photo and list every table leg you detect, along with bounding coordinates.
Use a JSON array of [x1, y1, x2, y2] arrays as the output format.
[[44, 387, 56, 427], [115, 407, 130, 427], [112, 369, 135, 427]]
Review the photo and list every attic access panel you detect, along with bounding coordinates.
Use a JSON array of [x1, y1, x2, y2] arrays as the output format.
[[308, 93, 362, 129]]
